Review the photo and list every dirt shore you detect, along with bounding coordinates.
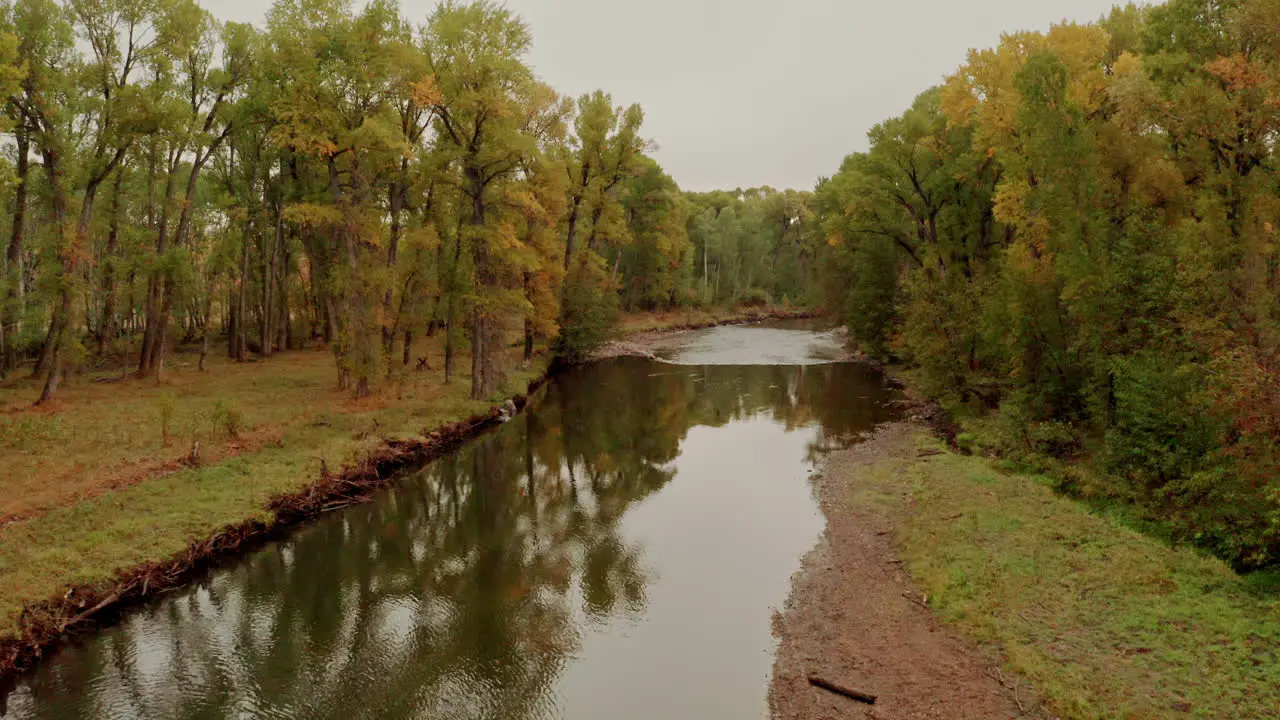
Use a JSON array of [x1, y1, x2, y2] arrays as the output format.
[[768, 422, 1035, 720]]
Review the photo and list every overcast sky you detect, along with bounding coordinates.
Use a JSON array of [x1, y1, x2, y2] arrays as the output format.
[[205, 0, 1127, 191]]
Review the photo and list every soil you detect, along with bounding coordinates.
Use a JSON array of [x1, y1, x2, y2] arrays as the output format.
[[768, 422, 1035, 720]]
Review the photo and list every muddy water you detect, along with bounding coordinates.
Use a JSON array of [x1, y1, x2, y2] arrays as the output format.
[[2, 322, 900, 720]]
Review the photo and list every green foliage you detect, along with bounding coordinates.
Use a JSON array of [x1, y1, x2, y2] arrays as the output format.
[[821, 2, 1280, 568], [740, 287, 770, 307], [210, 398, 245, 439], [684, 187, 818, 308], [1105, 355, 1224, 492], [840, 235, 898, 358], [554, 259, 619, 364]]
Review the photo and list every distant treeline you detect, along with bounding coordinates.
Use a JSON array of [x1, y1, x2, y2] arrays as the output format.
[[819, 0, 1280, 568], [0, 0, 819, 401]]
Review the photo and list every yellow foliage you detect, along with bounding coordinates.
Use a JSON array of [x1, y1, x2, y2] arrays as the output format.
[[283, 203, 344, 229], [944, 23, 1113, 154], [410, 76, 444, 108]]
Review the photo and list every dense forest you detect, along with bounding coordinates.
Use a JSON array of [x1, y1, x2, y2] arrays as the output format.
[[0, 0, 815, 403], [820, 0, 1280, 569]]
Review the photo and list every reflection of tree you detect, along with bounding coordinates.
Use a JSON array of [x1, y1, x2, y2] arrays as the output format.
[[10, 359, 899, 720]]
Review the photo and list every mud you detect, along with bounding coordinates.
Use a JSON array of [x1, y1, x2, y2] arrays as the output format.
[[769, 422, 1036, 719]]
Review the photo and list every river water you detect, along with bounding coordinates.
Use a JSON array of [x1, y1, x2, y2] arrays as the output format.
[[2, 321, 901, 719]]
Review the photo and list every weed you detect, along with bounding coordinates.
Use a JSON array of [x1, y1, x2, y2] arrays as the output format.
[[159, 393, 177, 448], [210, 399, 245, 439]]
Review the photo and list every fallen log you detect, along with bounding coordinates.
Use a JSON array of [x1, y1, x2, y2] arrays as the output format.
[[902, 591, 930, 609], [808, 675, 877, 705]]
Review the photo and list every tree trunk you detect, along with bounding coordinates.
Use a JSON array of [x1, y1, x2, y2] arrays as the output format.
[[199, 321, 209, 372], [38, 144, 101, 405], [36, 286, 72, 405], [523, 271, 534, 363], [276, 231, 289, 352], [470, 304, 485, 399], [259, 184, 277, 359], [467, 166, 501, 401], [563, 163, 589, 271], [97, 169, 125, 355], [383, 168, 405, 358], [30, 307, 56, 378], [138, 148, 181, 376], [444, 311, 454, 383], [236, 220, 250, 361], [227, 288, 239, 359], [2, 129, 28, 376]]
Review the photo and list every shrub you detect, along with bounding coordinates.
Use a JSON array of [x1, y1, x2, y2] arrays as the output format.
[[841, 235, 898, 358], [159, 393, 177, 447], [1104, 354, 1225, 495], [554, 259, 620, 364], [210, 399, 245, 439], [741, 287, 770, 307]]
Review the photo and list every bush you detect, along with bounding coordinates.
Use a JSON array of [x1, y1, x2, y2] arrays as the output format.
[[159, 393, 177, 448], [841, 235, 898, 358], [210, 399, 245, 439], [1104, 354, 1225, 494], [741, 287, 770, 307], [554, 259, 620, 364]]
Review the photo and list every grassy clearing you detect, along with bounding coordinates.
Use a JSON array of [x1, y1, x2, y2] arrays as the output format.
[[0, 305, 787, 644], [888, 429, 1280, 719], [0, 340, 543, 641]]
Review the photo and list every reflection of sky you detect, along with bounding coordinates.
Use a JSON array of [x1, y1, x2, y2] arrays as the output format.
[[654, 326, 849, 366], [557, 416, 823, 720]]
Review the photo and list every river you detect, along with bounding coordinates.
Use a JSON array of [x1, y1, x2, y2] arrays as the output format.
[[1, 321, 901, 719]]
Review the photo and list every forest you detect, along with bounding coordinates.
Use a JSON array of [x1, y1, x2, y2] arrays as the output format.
[[3, 0, 1278, 577], [0, 0, 817, 404], [819, 0, 1280, 569]]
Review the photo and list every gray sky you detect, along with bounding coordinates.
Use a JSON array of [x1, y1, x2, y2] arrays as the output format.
[[205, 0, 1126, 191]]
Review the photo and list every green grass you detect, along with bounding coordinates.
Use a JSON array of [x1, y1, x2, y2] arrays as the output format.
[[0, 356, 545, 639], [888, 430, 1280, 719]]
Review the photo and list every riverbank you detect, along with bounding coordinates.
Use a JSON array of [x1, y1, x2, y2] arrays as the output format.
[[770, 422, 1029, 719], [0, 304, 809, 680], [772, 416, 1280, 719]]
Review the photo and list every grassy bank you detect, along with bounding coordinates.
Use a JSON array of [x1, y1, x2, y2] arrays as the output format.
[[863, 427, 1280, 719], [0, 305, 798, 664]]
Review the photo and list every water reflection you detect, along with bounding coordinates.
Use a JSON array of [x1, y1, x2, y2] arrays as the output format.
[[3, 357, 899, 720]]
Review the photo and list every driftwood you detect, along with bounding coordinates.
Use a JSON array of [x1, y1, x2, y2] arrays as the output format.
[[902, 591, 929, 609], [808, 675, 877, 705]]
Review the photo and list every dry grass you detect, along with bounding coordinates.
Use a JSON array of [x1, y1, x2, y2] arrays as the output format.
[[0, 332, 543, 641], [879, 429, 1280, 719], [0, 338, 454, 523]]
